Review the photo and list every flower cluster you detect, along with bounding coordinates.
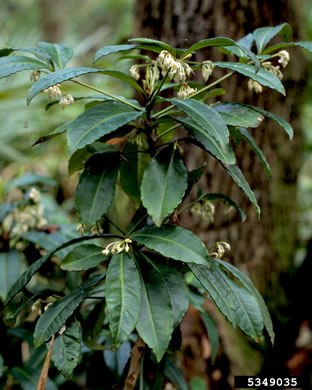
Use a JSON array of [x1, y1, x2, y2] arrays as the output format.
[[1, 187, 47, 248], [277, 50, 290, 68], [143, 64, 160, 95], [157, 50, 192, 83], [209, 241, 231, 259], [59, 93, 74, 108], [201, 60, 214, 82], [177, 83, 197, 99], [30, 70, 41, 82], [41, 84, 74, 108], [102, 238, 132, 256], [248, 79, 263, 94], [191, 199, 215, 224], [262, 61, 283, 80]]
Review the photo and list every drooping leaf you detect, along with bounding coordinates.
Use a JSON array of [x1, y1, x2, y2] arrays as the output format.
[[141, 146, 188, 226], [93, 44, 138, 62], [247, 106, 293, 140], [182, 37, 248, 58], [0, 251, 23, 302], [200, 312, 219, 363], [220, 33, 254, 58], [14, 46, 53, 63], [177, 116, 235, 165], [213, 102, 264, 128], [170, 98, 235, 165], [131, 225, 210, 266], [32, 120, 70, 146], [61, 244, 105, 271], [236, 127, 271, 179], [75, 152, 120, 229], [5, 234, 118, 304], [38, 42, 73, 69], [106, 252, 141, 345], [262, 40, 312, 55], [27, 67, 144, 103], [0, 55, 49, 80], [189, 262, 263, 340], [103, 340, 131, 378], [51, 318, 81, 379], [184, 164, 206, 198], [139, 252, 189, 328], [66, 102, 143, 153], [120, 142, 150, 207], [33, 274, 105, 347], [68, 142, 117, 175], [253, 23, 292, 53], [134, 254, 174, 361], [224, 164, 260, 217], [128, 38, 173, 52], [214, 62, 285, 95], [216, 259, 274, 344]]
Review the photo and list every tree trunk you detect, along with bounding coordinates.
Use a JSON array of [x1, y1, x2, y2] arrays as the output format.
[[134, 0, 308, 387]]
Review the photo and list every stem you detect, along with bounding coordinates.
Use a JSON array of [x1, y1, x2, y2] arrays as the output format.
[[71, 80, 144, 111], [155, 124, 180, 142], [152, 70, 235, 119], [177, 193, 206, 216], [123, 337, 146, 390], [127, 213, 148, 236], [104, 216, 126, 236]]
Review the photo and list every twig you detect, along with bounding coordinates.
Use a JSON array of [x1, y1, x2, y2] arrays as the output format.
[[123, 337, 146, 390]]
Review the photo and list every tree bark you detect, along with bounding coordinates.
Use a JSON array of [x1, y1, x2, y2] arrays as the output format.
[[134, 0, 308, 387]]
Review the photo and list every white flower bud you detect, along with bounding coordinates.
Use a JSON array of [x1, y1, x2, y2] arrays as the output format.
[[248, 79, 263, 93], [59, 94, 74, 108], [201, 60, 214, 82], [129, 64, 140, 81], [277, 50, 290, 68], [29, 187, 41, 203]]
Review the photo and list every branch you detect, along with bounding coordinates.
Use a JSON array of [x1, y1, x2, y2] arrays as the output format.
[[123, 337, 146, 390]]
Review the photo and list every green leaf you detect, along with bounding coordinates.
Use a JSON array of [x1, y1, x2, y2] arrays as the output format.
[[61, 244, 105, 271], [215, 259, 274, 344], [93, 44, 138, 62], [0, 353, 3, 377], [134, 254, 174, 361], [189, 263, 263, 340], [141, 146, 188, 226], [182, 37, 246, 58], [5, 234, 119, 304], [66, 102, 143, 154], [213, 102, 264, 128], [120, 142, 150, 207], [106, 252, 141, 346], [214, 62, 285, 95], [224, 165, 260, 217], [139, 252, 189, 328], [26, 67, 144, 104], [169, 98, 235, 165], [11, 366, 57, 390], [247, 106, 293, 140], [200, 312, 219, 363], [236, 127, 271, 179], [128, 38, 173, 52], [253, 23, 292, 53], [32, 120, 70, 146], [164, 355, 189, 390], [6, 173, 56, 191], [190, 377, 207, 390], [68, 143, 117, 175], [262, 41, 312, 55], [177, 117, 235, 165], [220, 33, 254, 59], [131, 225, 210, 266], [38, 42, 73, 69], [51, 318, 81, 379], [103, 341, 131, 378], [0, 251, 22, 302], [75, 152, 120, 229], [0, 55, 49, 80], [0, 48, 14, 57], [33, 274, 104, 347]]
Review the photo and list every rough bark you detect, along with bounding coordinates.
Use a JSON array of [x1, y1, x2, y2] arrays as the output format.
[[134, 0, 308, 387]]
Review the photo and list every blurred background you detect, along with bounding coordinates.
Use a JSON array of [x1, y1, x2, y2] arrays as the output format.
[[1, 0, 312, 389]]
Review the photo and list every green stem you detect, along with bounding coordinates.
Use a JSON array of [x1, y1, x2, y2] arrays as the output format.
[[155, 124, 180, 142], [127, 213, 148, 236], [152, 71, 235, 119], [104, 216, 126, 236], [71, 80, 144, 111]]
